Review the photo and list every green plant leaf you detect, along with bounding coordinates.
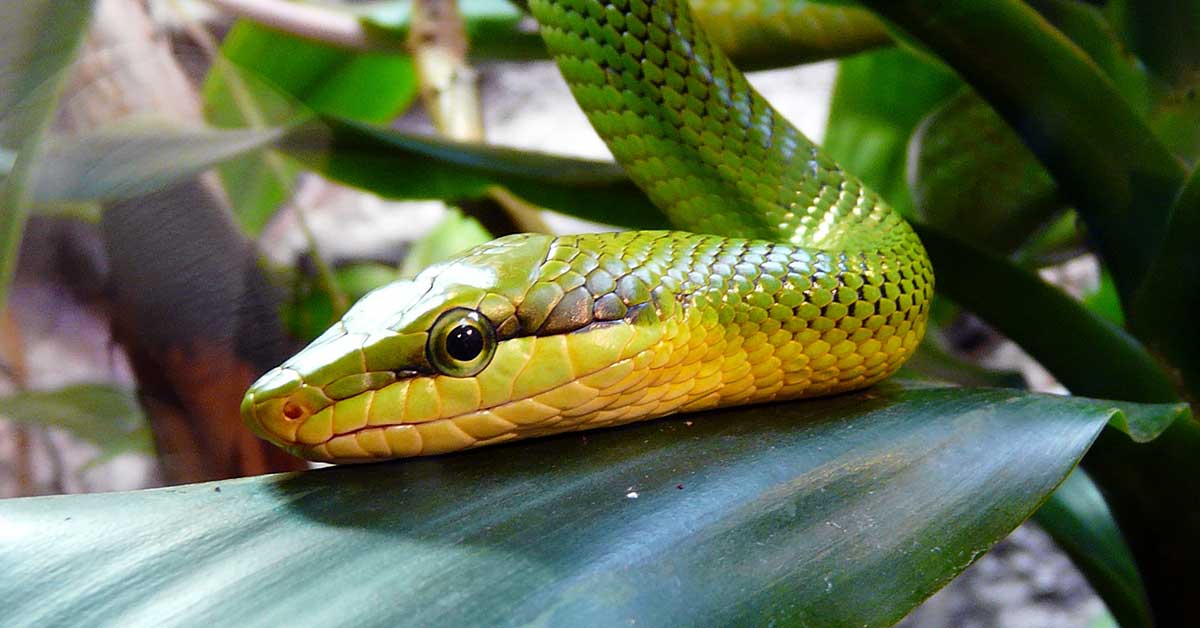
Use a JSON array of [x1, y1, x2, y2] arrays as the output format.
[[0, 384, 154, 464], [0, 0, 95, 315], [823, 47, 961, 216], [31, 124, 285, 203], [914, 225, 1177, 404], [0, 380, 1185, 627], [858, 0, 1186, 305], [282, 116, 670, 229], [1034, 467, 1151, 628], [202, 20, 418, 235], [910, 89, 1063, 254], [1026, 0, 1152, 116]]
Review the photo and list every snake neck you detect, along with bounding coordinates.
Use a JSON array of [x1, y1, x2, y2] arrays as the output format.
[[529, 0, 917, 257], [539, 230, 930, 401]]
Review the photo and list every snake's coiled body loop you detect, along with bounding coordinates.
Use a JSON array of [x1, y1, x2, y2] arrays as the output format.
[[240, 0, 933, 462]]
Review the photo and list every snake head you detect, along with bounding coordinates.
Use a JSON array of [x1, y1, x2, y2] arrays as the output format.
[[241, 232, 665, 463]]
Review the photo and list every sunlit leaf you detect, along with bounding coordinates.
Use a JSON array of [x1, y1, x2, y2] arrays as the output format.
[[202, 20, 418, 235]]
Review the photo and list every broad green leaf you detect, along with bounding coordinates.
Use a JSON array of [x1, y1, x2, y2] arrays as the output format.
[[858, 0, 1185, 304], [0, 384, 154, 464], [1083, 418, 1200, 626], [363, 0, 891, 69], [910, 89, 1062, 254], [31, 125, 284, 203], [0, 381, 1185, 627], [824, 48, 961, 216], [202, 20, 418, 235], [1035, 467, 1151, 628], [281, 116, 670, 229], [0, 0, 94, 315], [206, 21, 417, 124], [914, 224, 1192, 624]]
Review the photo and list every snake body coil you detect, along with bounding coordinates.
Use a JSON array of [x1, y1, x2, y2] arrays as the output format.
[[241, 0, 933, 462]]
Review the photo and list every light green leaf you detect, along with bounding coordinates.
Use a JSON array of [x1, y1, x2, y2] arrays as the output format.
[[0, 381, 1186, 627], [0, 0, 94, 315], [858, 0, 1185, 304], [32, 124, 285, 203], [202, 20, 418, 235]]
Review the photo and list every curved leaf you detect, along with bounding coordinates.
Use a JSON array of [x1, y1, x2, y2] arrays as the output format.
[[202, 20, 417, 234], [911, 89, 1063, 254], [0, 0, 94, 315], [32, 125, 285, 203], [823, 47, 961, 217], [857, 0, 1185, 303], [1035, 468, 1151, 628], [914, 225, 1177, 404], [0, 381, 1186, 627], [282, 116, 670, 229], [1130, 162, 1200, 403]]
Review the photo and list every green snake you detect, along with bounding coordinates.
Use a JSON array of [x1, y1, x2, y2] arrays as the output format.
[[240, 0, 933, 462]]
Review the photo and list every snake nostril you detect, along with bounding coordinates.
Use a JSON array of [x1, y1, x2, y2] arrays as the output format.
[[282, 401, 306, 421]]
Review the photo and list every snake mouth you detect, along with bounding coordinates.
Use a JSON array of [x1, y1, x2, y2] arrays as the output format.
[[246, 364, 621, 463]]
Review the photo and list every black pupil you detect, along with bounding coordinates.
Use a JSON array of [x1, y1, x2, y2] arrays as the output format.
[[446, 324, 484, 361]]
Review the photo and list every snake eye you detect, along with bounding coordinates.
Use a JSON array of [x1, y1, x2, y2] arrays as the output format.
[[428, 308, 496, 377]]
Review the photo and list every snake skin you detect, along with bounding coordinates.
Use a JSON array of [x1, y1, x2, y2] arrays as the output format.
[[241, 0, 933, 461]]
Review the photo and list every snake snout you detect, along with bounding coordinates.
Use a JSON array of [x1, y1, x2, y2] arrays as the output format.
[[242, 367, 322, 451]]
